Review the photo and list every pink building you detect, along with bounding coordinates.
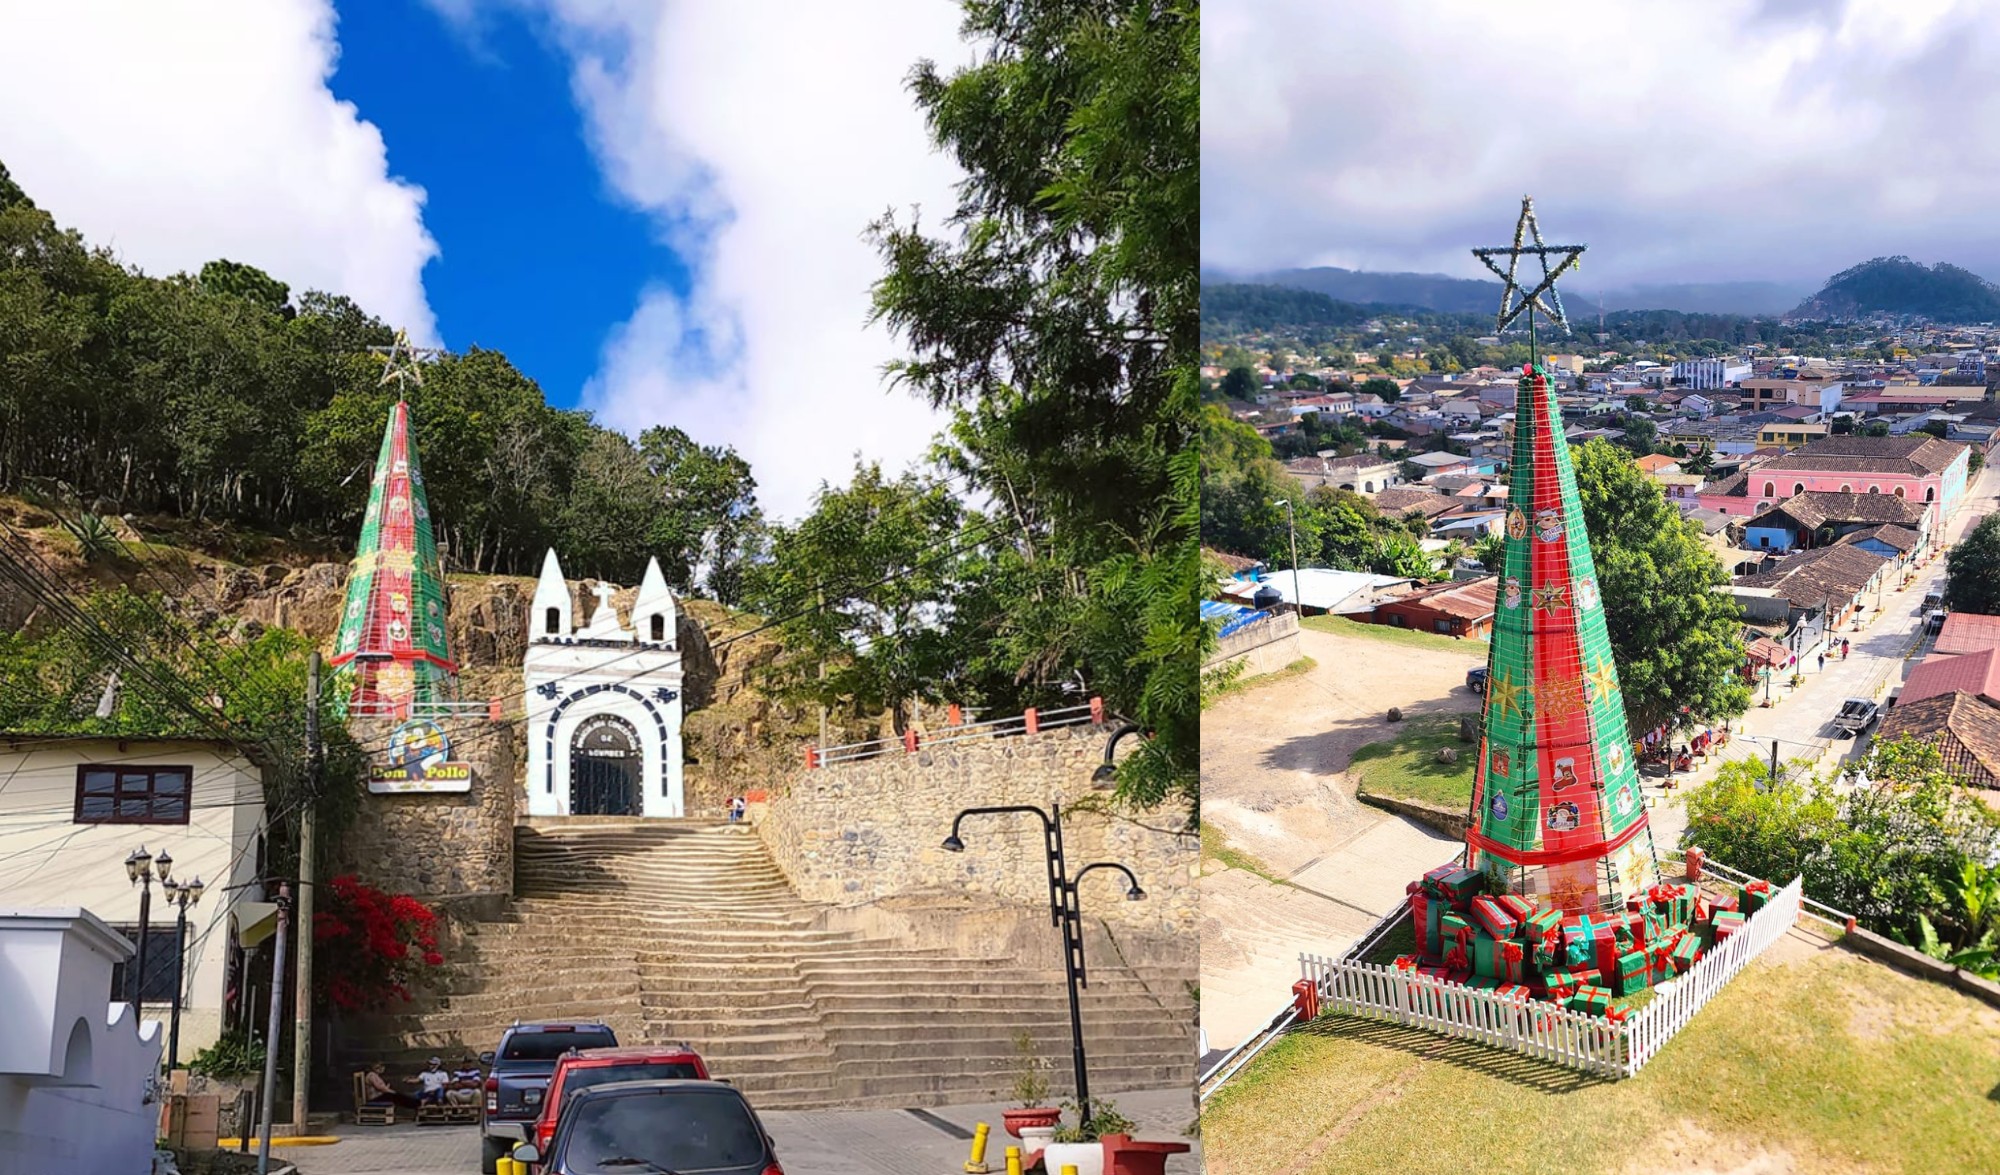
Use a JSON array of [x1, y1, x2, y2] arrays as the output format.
[[1696, 436, 1970, 520]]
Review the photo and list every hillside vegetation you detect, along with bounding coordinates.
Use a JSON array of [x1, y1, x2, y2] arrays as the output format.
[[1790, 256, 2000, 322]]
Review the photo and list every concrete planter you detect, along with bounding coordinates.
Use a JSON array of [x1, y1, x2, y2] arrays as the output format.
[[1002, 1107, 1061, 1138], [1041, 1141, 1104, 1175]]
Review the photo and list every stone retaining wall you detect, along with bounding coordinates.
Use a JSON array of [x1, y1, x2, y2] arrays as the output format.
[[757, 724, 1196, 938], [1203, 609, 1300, 677], [334, 717, 517, 901]]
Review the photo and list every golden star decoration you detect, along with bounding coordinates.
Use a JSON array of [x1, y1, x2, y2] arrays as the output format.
[[1531, 582, 1570, 613], [1587, 657, 1619, 705], [1486, 670, 1530, 721]]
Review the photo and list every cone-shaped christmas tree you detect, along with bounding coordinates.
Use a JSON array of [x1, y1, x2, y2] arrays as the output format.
[[1467, 362, 1661, 912], [329, 399, 457, 716]]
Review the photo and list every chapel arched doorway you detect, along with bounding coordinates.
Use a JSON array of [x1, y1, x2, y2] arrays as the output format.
[[571, 714, 642, 815]]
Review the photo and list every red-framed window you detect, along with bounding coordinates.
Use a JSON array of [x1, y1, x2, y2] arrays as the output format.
[[74, 765, 192, 825]]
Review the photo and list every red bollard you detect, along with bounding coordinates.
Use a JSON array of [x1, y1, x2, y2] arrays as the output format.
[[1291, 979, 1319, 1021], [1024, 707, 1039, 735], [947, 704, 963, 726], [1685, 847, 1705, 883], [805, 746, 820, 770], [903, 728, 920, 753], [1089, 696, 1105, 724]]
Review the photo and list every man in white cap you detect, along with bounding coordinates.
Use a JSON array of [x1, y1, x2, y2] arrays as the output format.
[[409, 1056, 452, 1106]]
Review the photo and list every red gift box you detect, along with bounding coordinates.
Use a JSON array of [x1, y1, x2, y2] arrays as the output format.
[[1496, 940, 1526, 982], [1491, 981, 1531, 1002], [1712, 893, 1739, 914], [1446, 966, 1472, 985], [1469, 895, 1521, 942], [1444, 944, 1471, 973], [1592, 928, 1622, 977], [1417, 965, 1450, 982], [1496, 894, 1535, 923], [1410, 891, 1433, 958]]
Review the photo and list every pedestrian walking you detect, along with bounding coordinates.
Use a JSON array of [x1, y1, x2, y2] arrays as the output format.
[[1817, 651, 1826, 672], [1842, 638, 1850, 660]]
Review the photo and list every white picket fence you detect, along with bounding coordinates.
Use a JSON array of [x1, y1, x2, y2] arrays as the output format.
[[1300, 874, 1804, 1078]]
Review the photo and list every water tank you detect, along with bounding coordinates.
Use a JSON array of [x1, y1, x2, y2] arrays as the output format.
[[1252, 584, 1284, 611]]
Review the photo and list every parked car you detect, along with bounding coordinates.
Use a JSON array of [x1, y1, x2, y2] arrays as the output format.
[[1466, 666, 1488, 695], [1831, 697, 1881, 738], [1924, 590, 1945, 612], [511, 1080, 784, 1175], [480, 1022, 618, 1174], [528, 1045, 712, 1161], [1927, 609, 1948, 634]]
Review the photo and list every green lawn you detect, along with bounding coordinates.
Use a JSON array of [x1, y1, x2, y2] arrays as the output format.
[[1200, 824, 1283, 885], [1202, 944, 2000, 1175], [1350, 713, 1478, 809], [1203, 655, 1317, 709], [1302, 613, 1490, 656]]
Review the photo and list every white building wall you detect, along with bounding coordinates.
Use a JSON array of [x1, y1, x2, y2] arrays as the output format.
[[0, 909, 165, 1175], [0, 741, 263, 1058]]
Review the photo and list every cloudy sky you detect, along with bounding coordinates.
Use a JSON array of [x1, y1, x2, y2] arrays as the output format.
[[0, 0, 966, 520], [1205, 0, 2000, 288]]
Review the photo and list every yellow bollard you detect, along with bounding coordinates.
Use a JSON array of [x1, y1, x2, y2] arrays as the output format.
[[1004, 1144, 1023, 1175], [498, 1158, 520, 1175], [963, 1121, 992, 1173], [1061, 1166, 1079, 1175]]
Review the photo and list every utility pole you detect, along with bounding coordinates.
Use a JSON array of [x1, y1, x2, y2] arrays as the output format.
[[817, 584, 829, 750], [1280, 499, 1302, 615], [257, 885, 290, 1175], [292, 653, 320, 1134]]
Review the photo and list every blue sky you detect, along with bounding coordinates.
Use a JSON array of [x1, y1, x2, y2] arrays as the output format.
[[0, 0, 965, 518], [328, 1, 679, 410]]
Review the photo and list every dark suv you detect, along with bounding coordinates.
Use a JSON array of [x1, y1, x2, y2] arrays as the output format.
[[511, 1080, 783, 1175], [479, 1022, 617, 1173]]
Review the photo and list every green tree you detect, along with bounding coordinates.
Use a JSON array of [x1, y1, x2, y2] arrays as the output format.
[[868, 0, 1198, 813], [745, 462, 964, 731], [1618, 415, 1657, 455], [1946, 514, 2000, 615], [1571, 438, 1749, 734], [1358, 376, 1400, 404], [1220, 366, 1256, 401], [636, 426, 764, 603], [1624, 394, 1648, 414]]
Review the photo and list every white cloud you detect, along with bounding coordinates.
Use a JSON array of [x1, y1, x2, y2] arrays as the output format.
[[1204, 0, 2000, 286], [443, 0, 965, 521], [0, 0, 439, 342]]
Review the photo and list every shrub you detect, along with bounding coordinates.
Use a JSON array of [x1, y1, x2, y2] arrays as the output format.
[[312, 875, 445, 1012]]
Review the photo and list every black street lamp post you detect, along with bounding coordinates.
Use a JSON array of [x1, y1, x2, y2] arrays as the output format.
[[162, 872, 207, 1072], [125, 846, 171, 1008], [942, 802, 1145, 1133]]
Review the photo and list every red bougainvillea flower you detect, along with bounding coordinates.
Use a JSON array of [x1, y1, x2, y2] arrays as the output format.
[[313, 876, 445, 1013]]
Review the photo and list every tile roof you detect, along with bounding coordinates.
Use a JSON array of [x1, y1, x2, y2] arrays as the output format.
[[1634, 454, 1681, 473], [1876, 690, 2000, 788], [1835, 524, 1921, 553], [1370, 487, 1456, 517], [1748, 490, 1929, 531], [1756, 435, 1965, 477], [1899, 648, 2000, 708], [1382, 575, 1498, 622], [1934, 612, 2000, 657], [1202, 548, 1263, 574], [1733, 543, 1891, 611]]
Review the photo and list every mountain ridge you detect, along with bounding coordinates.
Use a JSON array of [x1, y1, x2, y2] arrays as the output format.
[[1787, 256, 2000, 323], [1202, 265, 1814, 317]]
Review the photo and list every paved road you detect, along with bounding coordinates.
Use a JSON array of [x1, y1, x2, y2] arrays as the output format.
[[273, 1086, 1200, 1174]]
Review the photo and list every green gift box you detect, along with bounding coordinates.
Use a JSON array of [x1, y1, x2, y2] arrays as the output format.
[[1643, 908, 1673, 943], [1473, 931, 1526, 981], [1567, 984, 1612, 1015], [1669, 934, 1699, 974], [1440, 910, 1474, 950], [1522, 908, 1563, 954], [1424, 866, 1484, 905], [1615, 949, 1651, 996], [1465, 975, 1500, 991], [1713, 910, 1746, 942], [1742, 880, 1773, 914]]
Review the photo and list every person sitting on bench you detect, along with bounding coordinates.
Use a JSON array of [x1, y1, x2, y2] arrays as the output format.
[[448, 1055, 483, 1106], [363, 1063, 419, 1109], [410, 1056, 452, 1106]]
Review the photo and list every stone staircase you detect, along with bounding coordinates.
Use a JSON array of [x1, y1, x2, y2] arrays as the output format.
[[345, 818, 1194, 1109]]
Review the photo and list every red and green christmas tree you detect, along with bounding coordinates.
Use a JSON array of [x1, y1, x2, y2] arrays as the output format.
[[329, 399, 457, 716], [1468, 361, 1661, 912]]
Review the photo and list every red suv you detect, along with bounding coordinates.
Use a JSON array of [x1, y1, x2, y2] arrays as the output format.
[[528, 1045, 712, 1158]]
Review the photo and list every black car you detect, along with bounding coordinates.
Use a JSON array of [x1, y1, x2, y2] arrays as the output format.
[[1466, 666, 1488, 695], [480, 1021, 618, 1173], [512, 1079, 784, 1175]]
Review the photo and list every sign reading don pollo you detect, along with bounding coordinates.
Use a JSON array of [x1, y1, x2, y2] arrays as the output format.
[[368, 718, 473, 794]]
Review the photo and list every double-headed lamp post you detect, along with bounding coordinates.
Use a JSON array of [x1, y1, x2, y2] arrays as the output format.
[[124, 846, 172, 1008], [942, 802, 1145, 1133], [161, 872, 207, 1073]]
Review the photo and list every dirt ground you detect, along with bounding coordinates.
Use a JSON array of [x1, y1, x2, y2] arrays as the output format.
[[1200, 623, 1481, 1047]]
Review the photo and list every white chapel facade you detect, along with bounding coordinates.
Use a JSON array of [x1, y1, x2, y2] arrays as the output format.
[[524, 550, 686, 818]]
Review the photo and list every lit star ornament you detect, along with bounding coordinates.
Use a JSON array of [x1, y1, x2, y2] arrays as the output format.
[[1471, 196, 1587, 335], [369, 328, 444, 398]]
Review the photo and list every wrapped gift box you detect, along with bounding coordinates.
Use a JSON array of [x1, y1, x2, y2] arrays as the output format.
[[1491, 981, 1532, 1002], [1496, 894, 1535, 923], [1743, 879, 1773, 915], [1445, 966, 1472, 985], [1466, 975, 1500, 991], [1615, 949, 1652, 996], [1568, 984, 1613, 1015], [1416, 964, 1451, 982], [1592, 929, 1623, 979], [1540, 968, 1588, 1000], [1442, 944, 1472, 974], [1643, 908, 1673, 944], [1472, 933, 1527, 982], [1410, 891, 1433, 958], [1711, 892, 1739, 915], [1440, 910, 1475, 950], [1713, 910, 1746, 942], [1522, 908, 1563, 954], [1469, 896, 1521, 942], [1425, 867, 1484, 905], [1669, 934, 1699, 974]]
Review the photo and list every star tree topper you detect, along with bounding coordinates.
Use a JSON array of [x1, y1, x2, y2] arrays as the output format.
[[369, 328, 444, 399], [1471, 196, 1586, 336]]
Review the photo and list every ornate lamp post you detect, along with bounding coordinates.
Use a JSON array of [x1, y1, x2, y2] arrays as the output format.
[[124, 846, 171, 1007], [942, 802, 1145, 1132], [161, 872, 207, 1072]]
